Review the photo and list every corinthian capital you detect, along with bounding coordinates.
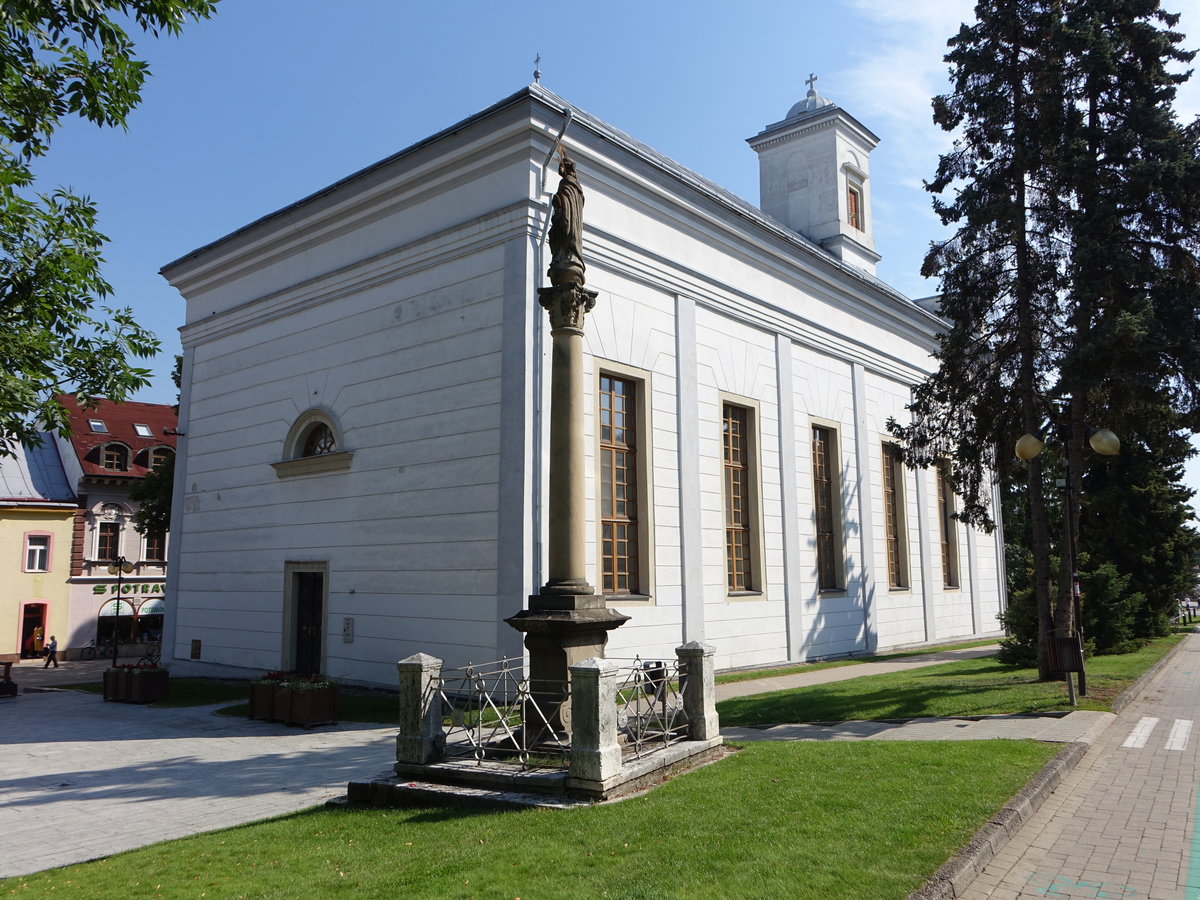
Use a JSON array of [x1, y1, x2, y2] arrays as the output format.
[[539, 285, 598, 335]]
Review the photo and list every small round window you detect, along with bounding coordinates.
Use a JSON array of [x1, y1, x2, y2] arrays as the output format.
[[300, 423, 336, 457]]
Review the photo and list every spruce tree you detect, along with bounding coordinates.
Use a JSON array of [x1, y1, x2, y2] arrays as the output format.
[[893, 0, 1200, 678], [1056, 0, 1200, 644], [892, 0, 1069, 679]]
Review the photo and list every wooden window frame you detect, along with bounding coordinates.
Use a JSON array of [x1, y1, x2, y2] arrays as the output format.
[[882, 443, 909, 590], [598, 373, 639, 596], [811, 424, 846, 591], [144, 529, 168, 563], [97, 521, 120, 562], [937, 462, 960, 589], [722, 398, 762, 596], [102, 443, 130, 471], [595, 363, 654, 602], [148, 447, 174, 469], [847, 184, 862, 231]]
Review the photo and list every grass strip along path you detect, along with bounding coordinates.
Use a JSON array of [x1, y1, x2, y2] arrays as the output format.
[[716, 634, 1182, 727], [3, 740, 1056, 900]]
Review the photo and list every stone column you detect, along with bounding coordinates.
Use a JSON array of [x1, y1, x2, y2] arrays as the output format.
[[505, 159, 628, 731], [395, 653, 445, 766], [541, 284, 598, 599], [676, 641, 720, 742], [567, 657, 622, 787]]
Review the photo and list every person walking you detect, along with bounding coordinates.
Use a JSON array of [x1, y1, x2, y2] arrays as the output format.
[[42, 635, 58, 669]]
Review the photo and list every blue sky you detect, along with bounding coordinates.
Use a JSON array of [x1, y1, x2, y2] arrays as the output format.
[[31, 0, 1200, 496]]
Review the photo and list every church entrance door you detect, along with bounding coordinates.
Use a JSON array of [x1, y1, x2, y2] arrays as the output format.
[[293, 572, 324, 677]]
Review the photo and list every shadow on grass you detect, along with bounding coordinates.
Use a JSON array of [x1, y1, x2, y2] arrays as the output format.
[[715, 658, 1090, 727]]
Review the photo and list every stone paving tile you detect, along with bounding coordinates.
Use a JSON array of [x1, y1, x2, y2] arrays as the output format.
[[962, 633, 1200, 899], [0, 687, 396, 878], [722, 710, 1115, 744]]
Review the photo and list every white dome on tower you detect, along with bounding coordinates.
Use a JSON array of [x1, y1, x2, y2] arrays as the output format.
[[786, 73, 833, 120]]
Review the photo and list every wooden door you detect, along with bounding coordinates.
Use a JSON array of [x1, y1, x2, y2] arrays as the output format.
[[294, 572, 324, 676]]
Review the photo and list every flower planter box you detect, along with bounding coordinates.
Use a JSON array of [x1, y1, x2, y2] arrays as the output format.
[[104, 668, 169, 703], [249, 674, 339, 727], [271, 686, 293, 723], [102, 668, 129, 701], [285, 686, 339, 728], [248, 682, 277, 720]]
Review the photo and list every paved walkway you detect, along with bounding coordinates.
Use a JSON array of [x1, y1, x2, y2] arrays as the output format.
[[960, 633, 1200, 899], [715, 644, 1001, 701], [0, 660, 396, 879]]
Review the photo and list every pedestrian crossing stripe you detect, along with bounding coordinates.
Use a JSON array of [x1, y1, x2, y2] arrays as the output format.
[[1122, 716, 1194, 751], [1123, 716, 1159, 748], [1166, 719, 1193, 751]]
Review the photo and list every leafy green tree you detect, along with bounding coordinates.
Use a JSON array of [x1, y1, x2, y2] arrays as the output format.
[[0, 0, 217, 453], [130, 354, 180, 536], [129, 449, 173, 536]]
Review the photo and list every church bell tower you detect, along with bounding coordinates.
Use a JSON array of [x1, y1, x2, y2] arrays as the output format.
[[747, 74, 881, 274]]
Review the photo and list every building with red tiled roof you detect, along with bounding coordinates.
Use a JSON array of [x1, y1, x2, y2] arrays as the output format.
[[51, 396, 178, 655]]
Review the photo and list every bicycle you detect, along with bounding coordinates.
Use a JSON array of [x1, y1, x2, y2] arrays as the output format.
[[79, 638, 121, 661], [137, 641, 162, 668]]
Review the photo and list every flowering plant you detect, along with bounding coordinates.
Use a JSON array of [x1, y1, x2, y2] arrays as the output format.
[[251, 670, 289, 685], [283, 675, 340, 692], [108, 663, 168, 674]]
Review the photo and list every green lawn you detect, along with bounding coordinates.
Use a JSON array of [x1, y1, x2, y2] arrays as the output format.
[[713, 637, 999, 685], [0, 740, 1058, 900], [717, 634, 1182, 727]]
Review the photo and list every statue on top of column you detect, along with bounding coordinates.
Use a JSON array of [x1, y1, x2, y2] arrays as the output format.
[[548, 153, 586, 287]]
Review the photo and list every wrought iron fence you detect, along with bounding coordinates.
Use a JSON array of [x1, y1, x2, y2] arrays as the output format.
[[611, 656, 689, 758], [435, 657, 570, 770]]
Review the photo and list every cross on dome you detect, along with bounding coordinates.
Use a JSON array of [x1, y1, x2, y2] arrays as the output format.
[[785, 71, 832, 119]]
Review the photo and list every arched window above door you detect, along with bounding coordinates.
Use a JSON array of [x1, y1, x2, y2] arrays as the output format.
[[272, 408, 353, 478]]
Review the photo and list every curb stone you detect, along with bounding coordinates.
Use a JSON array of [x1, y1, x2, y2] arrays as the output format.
[[908, 633, 1193, 900]]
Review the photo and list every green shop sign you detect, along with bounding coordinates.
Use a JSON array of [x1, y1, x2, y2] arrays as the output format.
[[92, 583, 166, 595]]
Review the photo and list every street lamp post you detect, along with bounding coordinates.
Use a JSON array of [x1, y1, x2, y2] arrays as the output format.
[[1016, 424, 1120, 703], [106, 556, 134, 667]]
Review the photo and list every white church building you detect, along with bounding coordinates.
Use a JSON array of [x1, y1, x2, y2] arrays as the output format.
[[160, 81, 1005, 686]]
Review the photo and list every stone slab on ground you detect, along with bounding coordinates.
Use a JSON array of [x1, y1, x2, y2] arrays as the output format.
[[723, 710, 1116, 744]]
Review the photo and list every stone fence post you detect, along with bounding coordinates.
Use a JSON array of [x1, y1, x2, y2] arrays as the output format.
[[676, 641, 720, 741], [568, 657, 621, 786], [396, 653, 445, 766]]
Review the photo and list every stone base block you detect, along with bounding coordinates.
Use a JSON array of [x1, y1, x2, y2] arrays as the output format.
[[352, 738, 726, 810]]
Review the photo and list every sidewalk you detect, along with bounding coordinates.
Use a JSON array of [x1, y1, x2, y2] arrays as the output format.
[[0, 673, 396, 879], [717, 644, 1115, 745], [715, 644, 1001, 701], [957, 631, 1200, 899]]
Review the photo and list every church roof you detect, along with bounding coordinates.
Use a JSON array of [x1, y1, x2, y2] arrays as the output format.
[[163, 84, 922, 318]]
